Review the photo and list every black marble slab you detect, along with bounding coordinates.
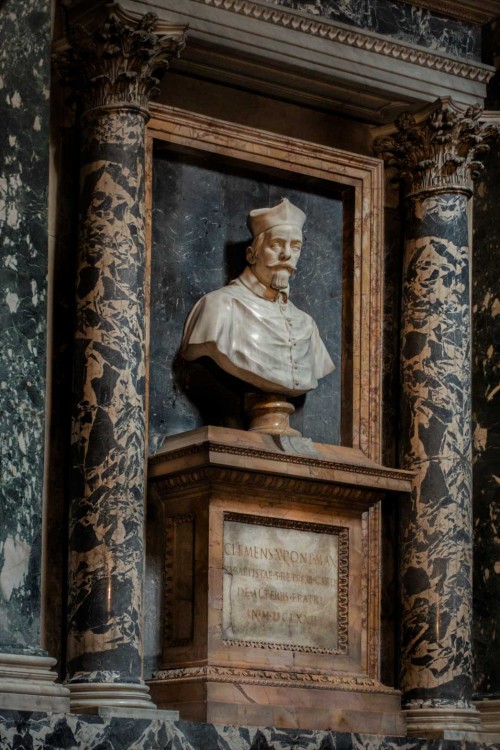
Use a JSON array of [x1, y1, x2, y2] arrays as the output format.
[[0, 0, 51, 655], [268, 0, 481, 61], [471, 133, 500, 700], [0, 711, 499, 750], [149, 147, 343, 450], [269, 0, 481, 61]]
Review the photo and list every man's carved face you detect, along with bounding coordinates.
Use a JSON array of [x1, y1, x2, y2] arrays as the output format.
[[248, 224, 303, 291]]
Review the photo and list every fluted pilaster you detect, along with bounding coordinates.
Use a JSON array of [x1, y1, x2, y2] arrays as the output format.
[[375, 98, 499, 738], [55, 2, 186, 711]]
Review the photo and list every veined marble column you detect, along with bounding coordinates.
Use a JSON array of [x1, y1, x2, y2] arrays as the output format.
[[0, 0, 69, 713], [55, 4, 185, 711], [375, 100, 499, 738]]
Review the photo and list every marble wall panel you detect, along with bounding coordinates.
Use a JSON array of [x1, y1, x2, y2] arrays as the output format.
[[0, 0, 50, 654], [0, 710, 499, 749], [266, 0, 480, 61], [382, 207, 403, 469], [380, 209, 403, 689], [472, 134, 500, 699], [149, 148, 343, 450], [43, 122, 80, 677]]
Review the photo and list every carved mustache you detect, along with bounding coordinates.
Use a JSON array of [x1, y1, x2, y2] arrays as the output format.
[[266, 261, 296, 273]]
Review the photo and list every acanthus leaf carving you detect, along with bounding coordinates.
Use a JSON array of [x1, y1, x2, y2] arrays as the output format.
[[54, 4, 187, 116], [374, 98, 500, 196]]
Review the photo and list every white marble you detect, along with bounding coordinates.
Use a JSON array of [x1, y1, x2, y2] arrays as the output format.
[[222, 518, 339, 651], [180, 199, 334, 396]]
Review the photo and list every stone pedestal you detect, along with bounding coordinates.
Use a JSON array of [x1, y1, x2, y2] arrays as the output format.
[[147, 427, 412, 734], [475, 699, 500, 742]]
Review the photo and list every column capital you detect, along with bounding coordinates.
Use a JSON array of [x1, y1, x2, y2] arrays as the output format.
[[54, 2, 187, 117], [374, 98, 500, 197]]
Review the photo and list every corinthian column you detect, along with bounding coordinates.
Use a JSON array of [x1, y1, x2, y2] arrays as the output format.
[[375, 99, 499, 738], [55, 3, 185, 711]]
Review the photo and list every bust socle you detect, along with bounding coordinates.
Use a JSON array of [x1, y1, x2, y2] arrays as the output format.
[[180, 198, 334, 399]]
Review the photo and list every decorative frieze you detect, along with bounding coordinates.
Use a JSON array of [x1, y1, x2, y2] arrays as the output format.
[[153, 665, 397, 693]]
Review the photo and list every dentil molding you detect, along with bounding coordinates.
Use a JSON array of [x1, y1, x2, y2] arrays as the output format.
[[190, 0, 493, 84]]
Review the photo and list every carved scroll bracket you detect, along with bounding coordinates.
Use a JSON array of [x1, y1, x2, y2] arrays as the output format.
[[373, 97, 500, 197], [54, 2, 187, 118]]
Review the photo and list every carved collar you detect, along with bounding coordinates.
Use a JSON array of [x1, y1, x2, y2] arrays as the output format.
[[234, 266, 289, 303]]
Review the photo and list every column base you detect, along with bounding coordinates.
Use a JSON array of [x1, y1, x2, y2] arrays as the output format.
[[0, 652, 70, 712], [404, 706, 482, 740], [68, 681, 155, 713], [474, 699, 500, 742]]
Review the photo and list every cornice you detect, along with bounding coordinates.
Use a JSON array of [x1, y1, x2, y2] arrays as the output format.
[[150, 440, 413, 484], [190, 0, 494, 85], [152, 665, 399, 694], [398, 0, 500, 26]]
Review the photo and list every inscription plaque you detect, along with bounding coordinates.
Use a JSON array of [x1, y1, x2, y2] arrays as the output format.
[[222, 514, 348, 653]]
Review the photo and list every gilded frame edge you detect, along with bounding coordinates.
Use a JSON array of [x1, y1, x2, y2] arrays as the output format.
[[145, 104, 384, 463]]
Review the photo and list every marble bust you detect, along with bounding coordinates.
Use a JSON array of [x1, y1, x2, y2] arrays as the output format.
[[180, 198, 334, 397]]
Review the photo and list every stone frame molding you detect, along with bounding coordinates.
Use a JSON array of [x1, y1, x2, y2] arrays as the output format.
[[146, 104, 385, 462]]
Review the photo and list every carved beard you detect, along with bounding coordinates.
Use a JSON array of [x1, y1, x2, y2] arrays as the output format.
[[270, 269, 291, 290]]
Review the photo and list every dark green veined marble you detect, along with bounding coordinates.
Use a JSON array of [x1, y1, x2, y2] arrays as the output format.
[[0, 0, 50, 656]]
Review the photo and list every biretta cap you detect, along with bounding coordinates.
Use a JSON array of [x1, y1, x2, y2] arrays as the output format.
[[247, 198, 306, 238]]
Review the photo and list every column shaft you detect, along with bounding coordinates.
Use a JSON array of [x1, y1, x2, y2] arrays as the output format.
[[55, 4, 186, 710], [67, 108, 148, 694], [374, 100, 500, 738], [400, 191, 472, 706]]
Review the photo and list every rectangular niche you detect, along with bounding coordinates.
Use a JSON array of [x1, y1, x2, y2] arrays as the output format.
[[146, 106, 384, 462]]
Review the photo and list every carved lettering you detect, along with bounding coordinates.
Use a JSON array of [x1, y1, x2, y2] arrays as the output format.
[[222, 517, 342, 651], [224, 542, 336, 567]]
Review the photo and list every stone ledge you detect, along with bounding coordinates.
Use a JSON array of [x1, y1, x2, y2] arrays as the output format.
[[1, 711, 500, 749], [0, 654, 70, 714]]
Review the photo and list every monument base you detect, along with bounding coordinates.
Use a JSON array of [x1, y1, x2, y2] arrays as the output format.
[[151, 666, 404, 734], [147, 427, 412, 735], [475, 698, 500, 741], [404, 706, 483, 740]]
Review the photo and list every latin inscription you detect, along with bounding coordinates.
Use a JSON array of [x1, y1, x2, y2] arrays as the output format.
[[222, 518, 339, 651]]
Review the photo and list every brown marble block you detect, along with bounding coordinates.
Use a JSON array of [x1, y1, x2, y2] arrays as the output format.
[[147, 427, 412, 733]]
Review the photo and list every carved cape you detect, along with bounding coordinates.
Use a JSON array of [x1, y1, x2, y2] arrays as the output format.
[[181, 267, 334, 396]]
